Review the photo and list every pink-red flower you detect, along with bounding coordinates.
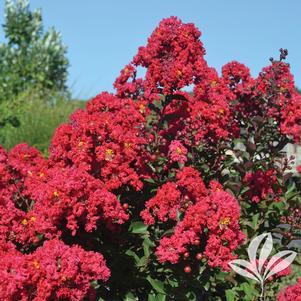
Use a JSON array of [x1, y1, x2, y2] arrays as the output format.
[[141, 167, 207, 225], [243, 169, 282, 203], [168, 140, 188, 164], [49, 92, 149, 191], [0, 239, 110, 301], [143, 168, 245, 271], [278, 278, 301, 301], [280, 95, 301, 145]]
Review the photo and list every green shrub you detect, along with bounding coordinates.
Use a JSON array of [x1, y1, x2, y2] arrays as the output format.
[[1, 91, 85, 155], [0, 0, 69, 127]]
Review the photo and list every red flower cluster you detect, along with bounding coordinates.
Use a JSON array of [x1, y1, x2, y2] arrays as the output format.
[[29, 166, 129, 235], [222, 58, 299, 144], [278, 278, 301, 301], [0, 143, 126, 299], [114, 17, 299, 154], [141, 168, 245, 270], [168, 140, 188, 164], [0, 239, 110, 301], [0, 143, 129, 244], [222, 61, 253, 94], [114, 17, 239, 147], [141, 167, 207, 224], [115, 16, 206, 99], [184, 69, 235, 144], [256, 60, 295, 110], [155, 187, 245, 270], [49, 92, 149, 191], [221, 61, 258, 120], [243, 169, 282, 203], [280, 95, 301, 145]]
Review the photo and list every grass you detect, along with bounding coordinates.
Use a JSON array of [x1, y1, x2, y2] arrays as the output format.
[[1, 91, 86, 156]]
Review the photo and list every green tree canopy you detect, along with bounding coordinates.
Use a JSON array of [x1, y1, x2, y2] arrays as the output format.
[[0, 0, 69, 101]]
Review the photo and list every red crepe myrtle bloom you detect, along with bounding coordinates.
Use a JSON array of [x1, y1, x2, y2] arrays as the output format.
[[278, 278, 301, 301], [154, 184, 245, 271], [168, 140, 188, 164], [243, 169, 282, 203], [280, 95, 301, 145], [0, 239, 110, 301], [141, 167, 207, 224], [49, 92, 149, 191]]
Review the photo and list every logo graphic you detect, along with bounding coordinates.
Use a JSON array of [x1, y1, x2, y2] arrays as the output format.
[[229, 233, 297, 297]]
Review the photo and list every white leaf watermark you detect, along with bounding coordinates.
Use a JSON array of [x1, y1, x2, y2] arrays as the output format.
[[228, 233, 297, 298]]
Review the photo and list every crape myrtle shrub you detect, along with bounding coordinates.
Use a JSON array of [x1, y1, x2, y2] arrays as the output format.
[[0, 17, 301, 301]]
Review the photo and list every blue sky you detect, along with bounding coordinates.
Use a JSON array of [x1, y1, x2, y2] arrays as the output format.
[[0, 0, 300, 99]]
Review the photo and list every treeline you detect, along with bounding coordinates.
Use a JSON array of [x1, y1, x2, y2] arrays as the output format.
[[0, 0, 84, 155]]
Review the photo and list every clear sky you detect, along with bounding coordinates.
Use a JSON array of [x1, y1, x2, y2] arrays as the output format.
[[0, 0, 300, 99]]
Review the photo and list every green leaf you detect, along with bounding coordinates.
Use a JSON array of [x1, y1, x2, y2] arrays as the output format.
[[241, 282, 257, 299], [129, 221, 148, 234], [124, 291, 138, 301], [125, 250, 140, 264], [240, 186, 250, 195], [285, 182, 296, 196], [137, 255, 148, 267], [251, 213, 260, 230], [148, 294, 166, 301], [146, 276, 166, 294], [90, 280, 99, 289], [143, 237, 155, 257], [215, 272, 228, 281], [285, 182, 298, 200], [225, 289, 236, 301], [167, 276, 179, 288], [185, 291, 197, 301], [204, 280, 210, 291], [144, 178, 157, 185]]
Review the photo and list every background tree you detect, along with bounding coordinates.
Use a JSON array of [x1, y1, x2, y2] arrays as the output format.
[[0, 0, 69, 127]]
